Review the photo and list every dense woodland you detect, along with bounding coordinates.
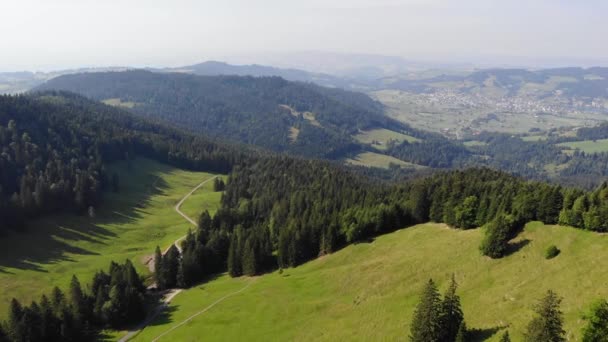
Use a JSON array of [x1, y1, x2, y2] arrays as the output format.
[[0, 92, 247, 235], [37, 71, 415, 159], [0, 260, 145, 341], [167, 162, 599, 286]]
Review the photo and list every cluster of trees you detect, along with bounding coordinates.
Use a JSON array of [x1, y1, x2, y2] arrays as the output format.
[[558, 183, 608, 231], [38, 70, 413, 159], [0, 92, 248, 236], [213, 178, 225, 192], [0, 260, 145, 341], [410, 280, 608, 341], [167, 163, 608, 286], [409, 276, 466, 342], [387, 137, 472, 168]]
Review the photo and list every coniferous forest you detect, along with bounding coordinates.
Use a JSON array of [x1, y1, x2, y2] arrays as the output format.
[[2, 89, 608, 341]]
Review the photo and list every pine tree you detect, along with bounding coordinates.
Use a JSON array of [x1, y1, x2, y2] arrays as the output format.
[[242, 238, 257, 276], [227, 233, 242, 277], [440, 274, 464, 341], [410, 279, 442, 342], [154, 246, 164, 288], [581, 300, 608, 342], [7, 298, 24, 342], [455, 321, 467, 342], [500, 330, 511, 342], [164, 245, 181, 288], [39, 294, 56, 341], [524, 290, 566, 342]]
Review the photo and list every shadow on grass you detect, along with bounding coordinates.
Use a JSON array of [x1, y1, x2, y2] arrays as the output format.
[[468, 325, 505, 341], [0, 160, 171, 271], [505, 238, 531, 257], [147, 304, 180, 327]]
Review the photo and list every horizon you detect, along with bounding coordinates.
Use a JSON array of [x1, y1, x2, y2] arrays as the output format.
[[2, 0, 607, 72]]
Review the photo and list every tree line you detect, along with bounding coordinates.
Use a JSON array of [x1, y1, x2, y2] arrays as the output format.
[[37, 70, 415, 159], [410, 278, 608, 342], [0, 260, 145, 341], [0, 92, 249, 236]]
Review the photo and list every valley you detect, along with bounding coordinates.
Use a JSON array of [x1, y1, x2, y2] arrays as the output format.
[[5, 2, 608, 341], [0, 158, 224, 319]]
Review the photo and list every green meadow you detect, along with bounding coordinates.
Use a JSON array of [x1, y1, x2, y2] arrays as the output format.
[[0, 158, 223, 318], [134, 222, 608, 341], [344, 152, 425, 170], [353, 128, 420, 150], [558, 138, 608, 154]]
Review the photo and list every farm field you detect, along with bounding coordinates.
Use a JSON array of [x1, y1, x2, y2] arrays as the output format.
[[0, 158, 223, 318], [344, 152, 425, 169], [558, 138, 608, 154], [353, 128, 420, 150], [133, 222, 608, 341]]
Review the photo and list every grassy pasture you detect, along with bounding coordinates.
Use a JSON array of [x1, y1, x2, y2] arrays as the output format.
[[133, 222, 608, 341], [102, 97, 139, 108], [344, 152, 424, 169], [0, 158, 223, 318], [353, 128, 420, 150], [557, 138, 608, 154]]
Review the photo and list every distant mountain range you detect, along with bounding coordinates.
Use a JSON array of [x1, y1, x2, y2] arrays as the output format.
[[36, 70, 419, 159], [4, 60, 608, 101]]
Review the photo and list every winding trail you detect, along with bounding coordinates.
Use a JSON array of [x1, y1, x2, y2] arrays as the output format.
[[119, 175, 218, 342], [151, 280, 255, 342]]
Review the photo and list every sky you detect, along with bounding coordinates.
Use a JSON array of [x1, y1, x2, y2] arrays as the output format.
[[1, 0, 607, 71]]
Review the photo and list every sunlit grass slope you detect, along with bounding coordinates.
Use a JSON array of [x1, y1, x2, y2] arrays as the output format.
[[136, 222, 608, 341], [0, 158, 223, 318]]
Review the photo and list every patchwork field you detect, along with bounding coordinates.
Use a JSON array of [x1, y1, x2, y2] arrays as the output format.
[[0, 158, 224, 318], [132, 222, 608, 341], [353, 128, 420, 150], [102, 97, 139, 108], [344, 152, 425, 169], [558, 138, 608, 154], [370, 89, 606, 138]]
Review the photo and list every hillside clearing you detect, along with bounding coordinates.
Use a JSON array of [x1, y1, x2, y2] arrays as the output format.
[[344, 152, 425, 169], [0, 158, 223, 318], [557, 138, 608, 153], [133, 222, 608, 341], [353, 128, 420, 150]]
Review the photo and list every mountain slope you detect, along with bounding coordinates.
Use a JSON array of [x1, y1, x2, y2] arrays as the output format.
[[133, 222, 606, 341], [0, 91, 243, 233], [36, 70, 416, 159], [165, 61, 349, 87]]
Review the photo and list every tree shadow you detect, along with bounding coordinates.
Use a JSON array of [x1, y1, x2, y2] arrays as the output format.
[[147, 303, 180, 327], [468, 325, 506, 341], [505, 238, 531, 257], [0, 161, 171, 271]]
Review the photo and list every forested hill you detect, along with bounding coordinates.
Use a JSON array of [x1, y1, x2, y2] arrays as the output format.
[[36, 70, 416, 159], [0, 91, 247, 233]]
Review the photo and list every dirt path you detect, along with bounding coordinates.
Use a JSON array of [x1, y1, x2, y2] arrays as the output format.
[[144, 175, 218, 272], [150, 280, 255, 342], [119, 175, 218, 341]]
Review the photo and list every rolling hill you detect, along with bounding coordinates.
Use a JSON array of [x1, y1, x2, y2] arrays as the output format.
[[37, 70, 419, 159], [130, 222, 608, 341]]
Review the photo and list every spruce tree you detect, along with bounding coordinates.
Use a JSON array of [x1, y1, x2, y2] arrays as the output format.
[[242, 238, 257, 276], [440, 274, 464, 341], [7, 298, 24, 342], [410, 279, 442, 342], [153, 246, 164, 288], [455, 321, 467, 342], [524, 290, 566, 342], [164, 245, 181, 288], [581, 300, 608, 342], [69, 275, 86, 322]]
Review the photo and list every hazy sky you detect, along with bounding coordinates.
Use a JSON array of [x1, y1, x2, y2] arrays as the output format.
[[1, 0, 607, 71]]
